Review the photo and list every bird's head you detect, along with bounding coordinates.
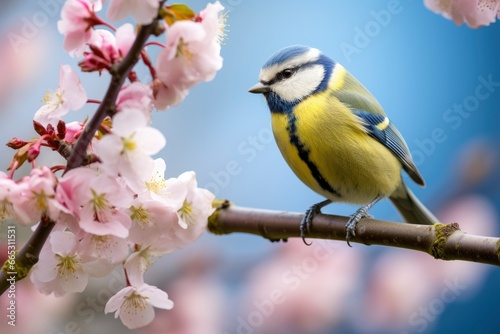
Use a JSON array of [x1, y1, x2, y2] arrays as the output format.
[[249, 45, 334, 113]]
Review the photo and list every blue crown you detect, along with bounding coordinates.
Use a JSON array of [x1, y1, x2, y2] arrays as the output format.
[[262, 45, 312, 68]]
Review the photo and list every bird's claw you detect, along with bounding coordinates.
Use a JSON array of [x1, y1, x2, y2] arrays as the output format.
[[300, 206, 319, 246], [345, 209, 372, 247], [300, 200, 332, 246]]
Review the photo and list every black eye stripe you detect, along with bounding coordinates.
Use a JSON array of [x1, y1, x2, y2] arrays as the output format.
[[265, 67, 299, 86], [260, 61, 322, 86], [261, 62, 319, 87]]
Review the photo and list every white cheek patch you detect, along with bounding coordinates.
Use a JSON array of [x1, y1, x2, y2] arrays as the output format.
[[259, 48, 321, 83], [273, 64, 325, 102]]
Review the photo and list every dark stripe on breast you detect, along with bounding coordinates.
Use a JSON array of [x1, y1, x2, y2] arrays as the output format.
[[287, 113, 341, 198]]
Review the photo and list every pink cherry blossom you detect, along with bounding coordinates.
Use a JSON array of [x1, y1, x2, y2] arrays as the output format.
[[24, 167, 68, 220], [56, 167, 95, 217], [94, 108, 166, 190], [153, 77, 189, 109], [80, 29, 119, 72], [176, 171, 214, 229], [79, 232, 130, 265], [115, 23, 136, 56], [80, 24, 136, 73], [159, 21, 207, 83], [12, 167, 69, 226], [128, 199, 179, 247], [154, 2, 224, 109], [131, 170, 215, 253], [0, 172, 18, 223], [116, 82, 153, 120], [123, 250, 151, 286], [170, 171, 215, 246], [122, 169, 214, 283], [64, 121, 85, 144], [107, 0, 161, 25], [34, 65, 87, 127], [79, 173, 133, 238], [140, 158, 187, 208], [58, 0, 103, 56], [30, 231, 113, 296], [122, 228, 179, 284], [197, 1, 226, 79], [124, 207, 180, 285], [125, 158, 189, 255], [7, 181, 37, 226], [57, 166, 134, 238], [425, 0, 500, 28], [105, 283, 174, 329]]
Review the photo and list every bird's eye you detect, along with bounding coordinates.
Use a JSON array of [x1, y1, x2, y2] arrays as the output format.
[[278, 68, 294, 81], [282, 69, 294, 78]]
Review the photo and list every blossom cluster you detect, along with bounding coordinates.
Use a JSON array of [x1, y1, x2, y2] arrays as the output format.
[[2, 0, 224, 329]]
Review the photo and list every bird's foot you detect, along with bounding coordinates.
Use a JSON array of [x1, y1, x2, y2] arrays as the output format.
[[345, 208, 374, 247], [345, 197, 382, 247], [300, 207, 319, 246], [300, 199, 332, 246]]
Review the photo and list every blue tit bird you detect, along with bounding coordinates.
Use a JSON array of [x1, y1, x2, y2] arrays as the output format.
[[248, 45, 439, 245]]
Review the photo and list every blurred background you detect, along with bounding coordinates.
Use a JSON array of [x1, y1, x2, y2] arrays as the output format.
[[1, 0, 500, 333]]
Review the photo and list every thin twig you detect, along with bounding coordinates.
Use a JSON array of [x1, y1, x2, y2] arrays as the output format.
[[208, 201, 500, 266]]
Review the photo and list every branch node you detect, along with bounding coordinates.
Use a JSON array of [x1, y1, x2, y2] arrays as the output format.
[[495, 239, 500, 263], [152, 20, 166, 36], [1, 251, 33, 282], [207, 199, 231, 235], [430, 222, 461, 260]]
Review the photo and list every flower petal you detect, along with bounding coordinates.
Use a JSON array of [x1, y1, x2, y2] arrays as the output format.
[[105, 286, 135, 314], [50, 231, 78, 255], [120, 302, 155, 329], [140, 285, 174, 310], [134, 127, 166, 155], [59, 265, 89, 293]]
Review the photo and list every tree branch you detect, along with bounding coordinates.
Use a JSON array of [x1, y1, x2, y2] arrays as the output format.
[[0, 216, 55, 294], [208, 201, 500, 266]]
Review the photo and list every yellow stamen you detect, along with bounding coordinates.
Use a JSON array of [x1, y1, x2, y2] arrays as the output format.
[[130, 205, 151, 229], [57, 254, 78, 273], [176, 38, 193, 60], [41, 89, 64, 109], [122, 136, 137, 151], [125, 293, 148, 311], [217, 11, 229, 45], [0, 199, 14, 221], [91, 189, 108, 212], [33, 190, 49, 211], [178, 200, 193, 226]]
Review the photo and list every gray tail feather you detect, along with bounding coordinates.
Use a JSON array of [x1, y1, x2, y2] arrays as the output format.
[[389, 182, 439, 225]]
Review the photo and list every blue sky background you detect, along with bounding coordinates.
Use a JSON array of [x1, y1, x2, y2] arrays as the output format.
[[1, 1, 500, 333]]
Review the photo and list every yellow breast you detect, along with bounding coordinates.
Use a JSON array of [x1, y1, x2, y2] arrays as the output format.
[[271, 87, 402, 204]]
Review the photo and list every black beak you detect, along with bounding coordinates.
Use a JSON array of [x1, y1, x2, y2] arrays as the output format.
[[248, 82, 271, 94]]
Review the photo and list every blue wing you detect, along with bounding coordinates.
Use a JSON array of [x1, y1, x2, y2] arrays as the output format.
[[353, 110, 425, 186]]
